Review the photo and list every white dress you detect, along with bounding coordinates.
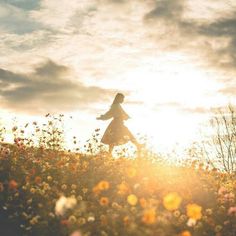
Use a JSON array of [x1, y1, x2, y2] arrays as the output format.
[[99, 103, 136, 145]]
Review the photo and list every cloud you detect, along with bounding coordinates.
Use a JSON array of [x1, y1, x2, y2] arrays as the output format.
[[4, 0, 40, 11], [144, 0, 184, 21], [0, 59, 115, 114], [0, 2, 42, 34]]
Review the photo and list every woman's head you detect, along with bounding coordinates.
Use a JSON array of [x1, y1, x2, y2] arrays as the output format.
[[112, 93, 124, 104]]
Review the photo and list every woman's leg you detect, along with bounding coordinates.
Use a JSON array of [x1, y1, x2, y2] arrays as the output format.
[[108, 144, 115, 154]]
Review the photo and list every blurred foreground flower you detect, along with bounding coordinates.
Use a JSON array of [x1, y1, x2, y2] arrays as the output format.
[[8, 180, 18, 190], [55, 196, 77, 216], [228, 206, 236, 215], [142, 208, 156, 225], [100, 197, 109, 206], [180, 230, 192, 236], [97, 180, 110, 191], [70, 231, 82, 236], [127, 194, 138, 206], [163, 192, 182, 211], [186, 203, 202, 220]]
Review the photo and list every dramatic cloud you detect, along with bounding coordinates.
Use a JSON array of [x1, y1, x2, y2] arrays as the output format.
[[0, 59, 115, 114]]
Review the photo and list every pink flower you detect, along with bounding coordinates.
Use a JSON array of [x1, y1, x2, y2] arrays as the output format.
[[228, 206, 236, 215], [218, 186, 227, 195]]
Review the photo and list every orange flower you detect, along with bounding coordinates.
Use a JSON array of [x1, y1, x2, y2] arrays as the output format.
[[100, 197, 109, 206], [92, 186, 100, 195], [139, 198, 147, 208], [123, 216, 130, 226], [180, 231, 192, 236], [163, 192, 182, 211], [97, 181, 110, 191], [186, 203, 202, 220], [35, 176, 42, 185], [8, 180, 18, 190], [117, 181, 130, 195], [142, 208, 156, 225], [127, 194, 138, 206]]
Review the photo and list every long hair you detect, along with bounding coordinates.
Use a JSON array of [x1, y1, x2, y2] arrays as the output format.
[[112, 93, 124, 105]]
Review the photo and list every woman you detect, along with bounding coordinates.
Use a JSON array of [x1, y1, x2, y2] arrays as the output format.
[[97, 93, 139, 153]]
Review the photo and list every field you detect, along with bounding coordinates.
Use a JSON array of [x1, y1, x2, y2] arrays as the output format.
[[0, 137, 236, 236]]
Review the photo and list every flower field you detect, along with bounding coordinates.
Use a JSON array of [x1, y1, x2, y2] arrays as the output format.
[[0, 141, 236, 236]]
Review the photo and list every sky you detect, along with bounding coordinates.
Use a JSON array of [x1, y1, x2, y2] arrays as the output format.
[[1, 0, 236, 153]]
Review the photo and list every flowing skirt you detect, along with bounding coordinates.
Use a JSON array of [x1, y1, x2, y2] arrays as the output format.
[[101, 118, 136, 146]]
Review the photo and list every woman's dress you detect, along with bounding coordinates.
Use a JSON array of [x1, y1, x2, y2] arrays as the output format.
[[99, 104, 136, 146]]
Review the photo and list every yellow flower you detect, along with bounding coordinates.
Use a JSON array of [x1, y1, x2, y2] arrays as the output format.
[[180, 231, 192, 236], [186, 203, 202, 220], [126, 167, 137, 178], [163, 192, 182, 211], [97, 181, 110, 191], [127, 194, 138, 206], [47, 176, 52, 182], [100, 197, 109, 206], [30, 188, 36, 194], [142, 208, 156, 225]]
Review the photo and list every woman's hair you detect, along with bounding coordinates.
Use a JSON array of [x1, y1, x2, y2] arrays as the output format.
[[112, 93, 124, 104]]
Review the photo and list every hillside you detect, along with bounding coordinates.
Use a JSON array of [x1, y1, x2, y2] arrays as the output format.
[[0, 142, 235, 236]]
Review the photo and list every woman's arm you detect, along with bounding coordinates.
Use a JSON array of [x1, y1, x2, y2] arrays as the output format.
[[96, 107, 114, 120]]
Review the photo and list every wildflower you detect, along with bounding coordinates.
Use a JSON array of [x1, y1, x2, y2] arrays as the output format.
[[55, 195, 77, 216], [70, 231, 82, 236], [61, 184, 67, 190], [8, 180, 18, 190], [187, 218, 197, 227], [77, 195, 83, 201], [30, 188, 36, 194], [117, 181, 129, 195], [214, 225, 222, 233], [218, 186, 227, 195], [142, 208, 156, 225], [126, 167, 137, 178], [206, 208, 213, 216], [163, 192, 182, 211], [97, 181, 110, 191], [173, 210, 181, 217], [139, 198, 147, 208], [71, 184, 77, 190], [68, 215, 77, 224], [123, 216, 130, 226], [88, 216, 95, 222], [186, 203, 202, 220], [30, 216, 40, 225], [228, 206, 236, 215], [12, 126, 18, 132], [35, 176, 42, 185], [47, 176, 52, 181], [180, 231, 192, 236], [100, 215, 108, 225], [127, 194, 138, 206], [100, 197, 109, 206], [77, 217, 86, 225]]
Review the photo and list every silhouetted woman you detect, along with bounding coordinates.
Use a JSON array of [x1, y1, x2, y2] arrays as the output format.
[[97, 93, 139, 153]]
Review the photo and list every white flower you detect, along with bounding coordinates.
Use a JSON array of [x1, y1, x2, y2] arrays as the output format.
[[55, 196, 77, 216]]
